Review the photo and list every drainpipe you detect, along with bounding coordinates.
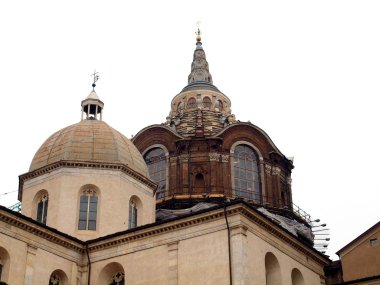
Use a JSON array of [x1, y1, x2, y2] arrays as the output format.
[[86, 244, 91, 285], [224, 204, 233, 285]]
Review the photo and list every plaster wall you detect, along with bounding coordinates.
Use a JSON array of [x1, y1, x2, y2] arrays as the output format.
[[0, 219, 82, 285], [21, 167, 155, 240], [340, 227, 380, 281]]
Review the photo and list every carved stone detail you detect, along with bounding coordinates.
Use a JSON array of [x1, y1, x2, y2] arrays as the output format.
[[209, 153, 219, 161], [180, 155, 189, 163], [221, 155, 229, 163]]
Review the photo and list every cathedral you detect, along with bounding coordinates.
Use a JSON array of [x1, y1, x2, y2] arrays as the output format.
[[0, 31, 330, 285]]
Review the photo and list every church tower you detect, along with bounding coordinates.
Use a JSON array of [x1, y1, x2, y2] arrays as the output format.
[[132, 31, 295, 221]]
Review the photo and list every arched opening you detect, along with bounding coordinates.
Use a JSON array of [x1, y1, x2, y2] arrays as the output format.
[[0, 247, 10, 283], [33, 190, 49, 224], [232, 144, 260, 202], [265, 252, 282, 285], [144, 147, 167, 199], [202, 97, 211, 108], [214, 99, 223, 110], [129, 196, 142, 229], [48, 269, 69, 285], [193, 173, 205, 194], [187, 97, 196, 109], [98, 262, 125, 285], [291, 268, 305, 285], [78, 185, 99, 231]]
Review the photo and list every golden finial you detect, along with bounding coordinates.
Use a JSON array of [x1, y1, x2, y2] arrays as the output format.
[[196, 21, 202, 42]]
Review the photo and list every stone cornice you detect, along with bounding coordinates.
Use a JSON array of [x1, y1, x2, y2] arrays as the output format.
[[0, 207, 84, 253], [86, 210, 226, 252], [235, 204, 330, 266], [0, 202, 329, 267], [85, 203, 329, 267], [18, 160, 157, 200]]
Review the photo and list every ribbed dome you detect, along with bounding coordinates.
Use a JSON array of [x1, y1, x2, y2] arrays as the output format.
[[29, 120, 148, 176]]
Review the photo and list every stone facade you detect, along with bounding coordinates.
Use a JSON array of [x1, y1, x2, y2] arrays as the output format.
[[0, 202, 329, 284], [0, 34, 331, 285]]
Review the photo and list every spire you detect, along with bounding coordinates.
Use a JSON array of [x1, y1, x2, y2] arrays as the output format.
[[81, 71, 104, 120], [187, 28, 213, 85]]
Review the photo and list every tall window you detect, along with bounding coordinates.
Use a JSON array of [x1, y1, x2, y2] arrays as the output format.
[[78, 189, 98, 230], [233, 144, 260, 201], [128, 199, 137, 229], [36, 194, 48, 224], [144, 147, 167, 199]]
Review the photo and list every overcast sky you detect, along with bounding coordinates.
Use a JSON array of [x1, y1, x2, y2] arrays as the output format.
[[1, 0, 379, 259]]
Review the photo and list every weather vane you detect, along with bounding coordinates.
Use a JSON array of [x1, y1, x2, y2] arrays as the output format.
[[91, 70, 99, 91]]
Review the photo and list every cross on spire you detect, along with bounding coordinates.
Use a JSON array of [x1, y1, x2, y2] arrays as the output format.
[[91, 70, 99, 91]]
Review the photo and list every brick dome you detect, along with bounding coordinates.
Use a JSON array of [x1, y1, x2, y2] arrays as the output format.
[[29, 119, 148, 176]]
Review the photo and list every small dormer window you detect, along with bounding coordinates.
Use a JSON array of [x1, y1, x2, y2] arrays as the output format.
[[215, 100, 223, 110], [187, 97, 196, 109], [370, 238, 378, 247], [203, 97, 211, 108]]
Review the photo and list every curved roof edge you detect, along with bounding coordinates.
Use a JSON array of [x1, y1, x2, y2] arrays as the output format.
[[132, 124, 184, 142], [216, 122, 291, 162], [180, 82, 221, 93]]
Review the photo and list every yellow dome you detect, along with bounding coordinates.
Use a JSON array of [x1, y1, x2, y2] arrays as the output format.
[[29, 119, 148, 176]]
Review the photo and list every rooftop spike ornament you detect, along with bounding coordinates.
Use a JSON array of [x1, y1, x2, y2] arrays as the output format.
[[91, 70, 99, 91], [196, 21, 202, 42]]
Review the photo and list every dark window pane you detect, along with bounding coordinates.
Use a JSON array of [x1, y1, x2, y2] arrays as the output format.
[[89, 203, 97, 211], [88, 221, 96, 230], [79, 212, 87, 220], [78, 220, 87, 230], [88, 212, 97, 220], [37, 201, 43, 223]]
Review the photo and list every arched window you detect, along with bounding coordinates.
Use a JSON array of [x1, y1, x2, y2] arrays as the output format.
[[187, 97, 196, 109], [36, 193, 48, 224], [110, 272, 125, 285], [0, 247, 10, 283], [144, 147, 167, 199], [202, 97, 211, 108], [215, 99, 223, 110], [49, 273, 61, 285], [128, 199, 137, 229], [49, 270, 68, 285], [265, 252, 282, 285], [291, 268, 305, 285], [232, 144, 260, 202], [99, 262, 125, 285], [78, 188, 98, 230]]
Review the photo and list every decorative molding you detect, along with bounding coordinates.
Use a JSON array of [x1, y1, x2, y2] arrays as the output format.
[[209, 152, 219, 162], [18, 161, 157, 200], [179, 155, 189, 163], [0, 210, 84, 253], [221, 155, 229, 163]]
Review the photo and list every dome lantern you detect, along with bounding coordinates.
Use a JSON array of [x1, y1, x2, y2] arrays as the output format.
[[81, 71, 104, 121], [81, 90, 104, 121]]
